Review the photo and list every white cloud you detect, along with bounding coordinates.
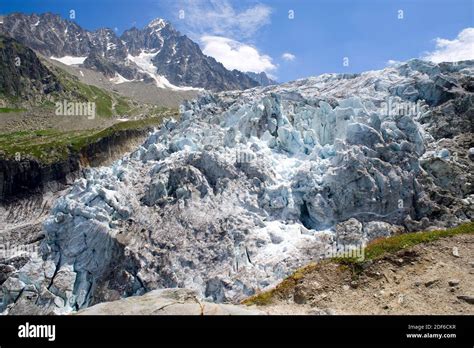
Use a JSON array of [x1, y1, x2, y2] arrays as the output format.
[[282, 52, 296, 61], [423, 27, 474, 63], [386, 59, 402, 67], [169, 1, 276, 75], [201, 36, 276, 74], [175, 0, 271, 39]]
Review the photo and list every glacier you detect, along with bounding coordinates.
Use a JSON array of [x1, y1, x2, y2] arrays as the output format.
[[1, 59, 473, 314], [127, 50, 202, 91]]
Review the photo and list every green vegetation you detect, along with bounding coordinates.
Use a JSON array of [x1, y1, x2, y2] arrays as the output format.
[[1, 34, 140, 118], [50, 65, 138, 118], [242, 262, 323, 306], [115, 97, 132, 116], [0, 115, 175, 163], [0, 56, 181, 163], [1, 66, 138, 117], [68, 116, 174, 152], [243, 221, 474, 306], [0, 43, 183, 165], [0, 107, 25, 113], [338, 221, 474, 264]]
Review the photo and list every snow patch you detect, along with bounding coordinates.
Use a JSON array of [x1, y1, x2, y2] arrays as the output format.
[[147, 18, 167, 29], [107, 42, 117, 51], [127, 50, 200, 91], [50, 56, 87, 66], [110, 72, 132, 84]]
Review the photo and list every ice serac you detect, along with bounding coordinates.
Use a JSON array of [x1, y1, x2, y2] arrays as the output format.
[[1, 59, 473, 314]]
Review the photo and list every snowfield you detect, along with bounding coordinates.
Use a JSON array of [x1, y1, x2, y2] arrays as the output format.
[[127, 50, 202, 91], [50, 56, 87, 66]]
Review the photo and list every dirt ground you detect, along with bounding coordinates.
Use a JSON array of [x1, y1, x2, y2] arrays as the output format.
[[256, 234, 473, 315]]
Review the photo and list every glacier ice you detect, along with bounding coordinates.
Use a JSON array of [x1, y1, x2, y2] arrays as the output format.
[[1, 59, 473, 314]]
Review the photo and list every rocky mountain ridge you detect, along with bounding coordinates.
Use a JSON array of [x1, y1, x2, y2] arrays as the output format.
[[0, 13, 269, 91]]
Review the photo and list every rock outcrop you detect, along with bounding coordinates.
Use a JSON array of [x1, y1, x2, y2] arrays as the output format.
[[77, 288, 263, 315]]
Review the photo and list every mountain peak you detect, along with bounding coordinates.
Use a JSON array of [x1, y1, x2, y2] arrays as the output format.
[[147, 18, 168, 29]]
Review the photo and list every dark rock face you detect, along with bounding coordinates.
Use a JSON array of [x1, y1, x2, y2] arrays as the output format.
[[121, 19, 260, 91], [1, 13, 266, 91], [0, 35, 61, 100], [246, 71, 277, 86], [0, 157, 80, 201], [82, 53, 117, 78], [89, 28, 128, 61], [0, 13, 92, 57]]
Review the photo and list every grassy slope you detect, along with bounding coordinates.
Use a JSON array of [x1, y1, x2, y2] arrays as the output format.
[[0, 57, 160, 118], [0, 115, 176, 163], [0, 107, 26, 113], [0, 59, 181, 163], [243, 221, 474, 306], [50, 65, 135, 118]]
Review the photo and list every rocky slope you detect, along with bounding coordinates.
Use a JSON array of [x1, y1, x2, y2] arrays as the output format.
[[0, 32, 155, 114], [244, 231, 474, 315], [1, 13, 266, 91], [1, 59, 473, 314], [40, 55, 199, 107], [246, 72, 277, 87], [0, 34, 61, 102]]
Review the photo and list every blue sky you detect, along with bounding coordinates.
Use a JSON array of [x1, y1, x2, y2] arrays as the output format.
[[1, 0, 473, 82]]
